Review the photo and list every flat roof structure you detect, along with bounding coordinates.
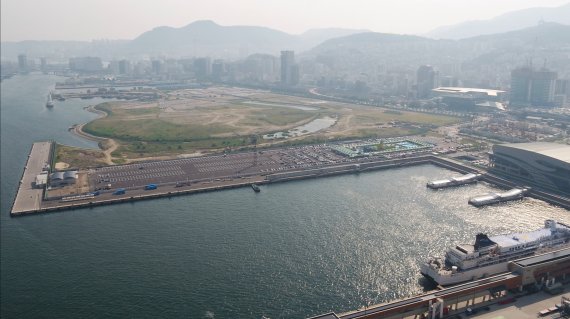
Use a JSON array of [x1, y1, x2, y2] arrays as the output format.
[[432, 87, 506, 97], [495, 142, 570, 164], [432, 87, 507, 110], [514, 247, 570, 267], [35, 174, 47, 186], [491, 228, 551, 249], [490, 142, 570, 196]]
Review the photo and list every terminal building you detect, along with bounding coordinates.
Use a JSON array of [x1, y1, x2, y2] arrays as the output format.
[[489, 142, 570, 196], [431, 87, 506, 111]]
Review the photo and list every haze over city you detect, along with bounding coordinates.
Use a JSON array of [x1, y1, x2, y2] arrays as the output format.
[[1, 0, 569, 41]]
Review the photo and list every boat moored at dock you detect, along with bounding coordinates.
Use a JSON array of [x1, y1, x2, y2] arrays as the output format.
[[427, 173, 482, 189], [46, 91, 54, 108], [420, 220, 570, 286], [251, 184, 260, 192], [468, 188, 528, 207]]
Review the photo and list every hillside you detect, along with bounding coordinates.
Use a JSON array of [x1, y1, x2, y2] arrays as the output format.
[[427, 2, 570, 39]]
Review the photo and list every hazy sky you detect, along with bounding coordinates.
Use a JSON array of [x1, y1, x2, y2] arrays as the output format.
[[1, 0, 568, 41]]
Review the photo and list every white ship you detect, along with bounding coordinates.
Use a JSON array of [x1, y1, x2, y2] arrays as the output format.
[[421, 220, 570, 286], [427, 173, 481, 189], [468, 188, 527, 207], [46, 91, 54, 108]]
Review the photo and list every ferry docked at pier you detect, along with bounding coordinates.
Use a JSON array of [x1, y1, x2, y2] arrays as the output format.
[[426, 173, 481, 189], [468, 188, 527, 207], [420, 220, 570, 286]]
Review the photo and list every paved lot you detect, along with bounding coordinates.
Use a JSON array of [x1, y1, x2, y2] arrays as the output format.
[[42, 138, 440, 202], [11, 142, 51, 214], [88, 143, 434, 190]]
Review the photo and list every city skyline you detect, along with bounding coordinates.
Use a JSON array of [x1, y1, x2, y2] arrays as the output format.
[[1, 0, 569, 41]]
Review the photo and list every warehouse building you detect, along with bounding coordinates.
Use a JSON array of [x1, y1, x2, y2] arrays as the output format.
[[49, 170, 78, 187]]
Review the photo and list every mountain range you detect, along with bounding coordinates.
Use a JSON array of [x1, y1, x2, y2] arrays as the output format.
[[303, 22, 570, 79], [1, 3, 569, 61], [426, 2, 570, 39], [0, 21, 368, 60], [128, 20, 369, 58]]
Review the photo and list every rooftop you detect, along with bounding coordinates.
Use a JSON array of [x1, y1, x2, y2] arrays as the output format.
[[495, 142, 570, 163], [515, 247, 570, 267], [432, 87, 506, 97], [491, 228, 551, 248]]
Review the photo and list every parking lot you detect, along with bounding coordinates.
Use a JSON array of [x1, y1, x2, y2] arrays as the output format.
[[81, 140, 436, 194]]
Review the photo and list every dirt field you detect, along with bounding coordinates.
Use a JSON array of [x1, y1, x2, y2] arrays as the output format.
[[55, 144, 107, 169], [76, 86, 461, 163]]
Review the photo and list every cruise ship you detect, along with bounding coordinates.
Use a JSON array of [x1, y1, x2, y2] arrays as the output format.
[[421, 220, 570, 286]]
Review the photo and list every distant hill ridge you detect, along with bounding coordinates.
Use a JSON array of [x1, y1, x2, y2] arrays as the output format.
[[128, 20, 369, 57], [2, 9, 569, 60], [303, 23, 570, 74], [310, 22, 570, 52], [426, 2, 570, 39]]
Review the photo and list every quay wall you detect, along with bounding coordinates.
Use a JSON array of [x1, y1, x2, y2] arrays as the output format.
[[9, 143, 35, 214], [12, 179, 268, 216], [11, 154, 570, 216]]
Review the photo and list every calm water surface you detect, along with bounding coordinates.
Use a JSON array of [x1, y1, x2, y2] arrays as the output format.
[[1, 74, 568, 319]]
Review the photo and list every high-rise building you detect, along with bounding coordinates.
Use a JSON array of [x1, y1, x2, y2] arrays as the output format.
[[193, 57, 211, 80], [211, 59, 225, 81], [40, 57, 47, 72], [554, 79, 569, 107], [510, 67, 557, 107], [280, 51, 299, 86], [151, 60, 162, 75], [530, 69, 557, 106], [416, 65, 438, 99], [289, 64, 300, 86], [18, 54, 28, 73], [510, 67, 533, 105], [69, 57, 103, 72], [555, 79, 569, 97], [118, 60, 131, 75]]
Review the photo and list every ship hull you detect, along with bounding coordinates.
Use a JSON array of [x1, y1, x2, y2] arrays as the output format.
[[420, 262, 509, 286]]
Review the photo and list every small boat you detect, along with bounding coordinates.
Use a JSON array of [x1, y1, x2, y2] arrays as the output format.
[[46, 92, 54, 108], [251, 184, 260, 192]]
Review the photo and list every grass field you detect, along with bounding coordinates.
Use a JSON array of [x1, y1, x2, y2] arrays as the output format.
[[54, 144, 106, 169], [79, 87, 461, 160]]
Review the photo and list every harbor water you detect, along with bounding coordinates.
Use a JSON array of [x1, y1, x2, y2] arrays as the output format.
[[1, 74, 569, 318]]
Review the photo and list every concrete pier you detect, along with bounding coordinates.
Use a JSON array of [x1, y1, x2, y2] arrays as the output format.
[[10, 142, 52, 215], [9, 145, 570, 216]]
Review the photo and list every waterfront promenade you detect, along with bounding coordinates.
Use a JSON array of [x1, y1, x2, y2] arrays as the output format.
[[11, 141, 51, 215]]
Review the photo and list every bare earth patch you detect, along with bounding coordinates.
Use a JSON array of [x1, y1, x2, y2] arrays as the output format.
[[76, 86, 461, 163], [55, 162, 70, 170]]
